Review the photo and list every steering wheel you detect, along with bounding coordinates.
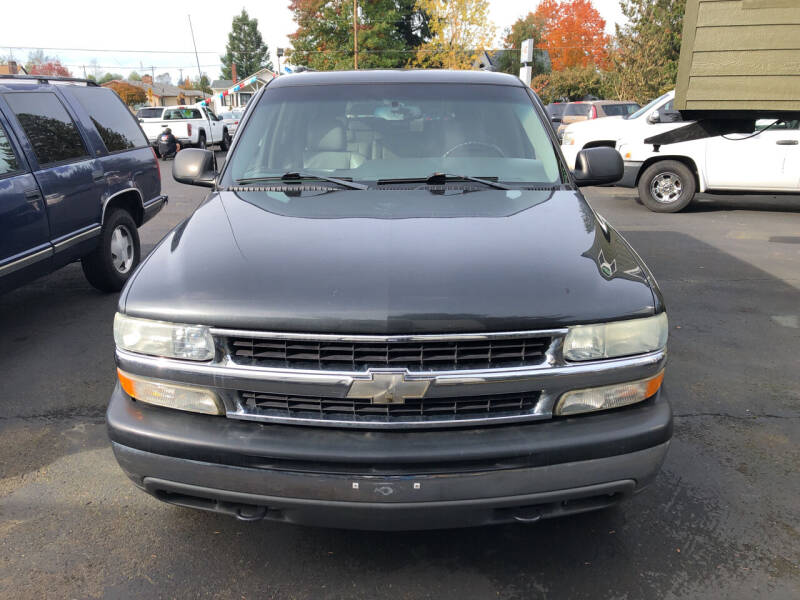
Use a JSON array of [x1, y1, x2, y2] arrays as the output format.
[[442, 141, 506, 158]]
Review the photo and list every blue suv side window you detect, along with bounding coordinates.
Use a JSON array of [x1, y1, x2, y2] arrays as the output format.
[[68, 87, 148, 153], [0, 122, 20, 176], [5, 92, 88, 166]]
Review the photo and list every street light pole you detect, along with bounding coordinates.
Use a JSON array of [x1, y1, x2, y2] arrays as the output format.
[[353, 0, 358, 70]]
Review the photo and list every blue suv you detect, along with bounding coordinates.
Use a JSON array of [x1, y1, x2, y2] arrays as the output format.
[[0, 75, 165, 294]]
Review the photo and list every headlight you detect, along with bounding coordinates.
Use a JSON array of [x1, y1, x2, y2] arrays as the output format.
[[117, 369, 222, 415], [563, 313, 668, 361], [561, 131, 574, 145], [114, 313, 215, 361]]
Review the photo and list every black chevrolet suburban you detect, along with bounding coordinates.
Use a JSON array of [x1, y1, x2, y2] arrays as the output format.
[[0, 75, 165, 294], [108, 70, 671, 530]]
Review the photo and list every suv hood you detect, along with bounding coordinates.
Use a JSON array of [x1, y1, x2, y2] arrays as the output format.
[[121, 189, 658, 334]]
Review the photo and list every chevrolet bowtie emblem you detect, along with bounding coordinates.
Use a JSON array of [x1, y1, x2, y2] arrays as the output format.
[[346, 370, 431, 405]]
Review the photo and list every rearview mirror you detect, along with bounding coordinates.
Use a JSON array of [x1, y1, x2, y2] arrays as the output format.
[[173, 148, 217, 188], [647, 110, 660, 124], [572, 147, 623, 187]]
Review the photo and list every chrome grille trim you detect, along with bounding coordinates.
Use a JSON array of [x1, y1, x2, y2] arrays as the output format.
[[209, 328, 568, 343], [115, 345, 667, 429]]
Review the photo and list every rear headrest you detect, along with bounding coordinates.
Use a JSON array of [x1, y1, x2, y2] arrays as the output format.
[[307, 118, 345, 151]]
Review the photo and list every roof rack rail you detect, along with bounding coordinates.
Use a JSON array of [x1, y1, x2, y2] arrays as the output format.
[[0, 74, 98, 86]]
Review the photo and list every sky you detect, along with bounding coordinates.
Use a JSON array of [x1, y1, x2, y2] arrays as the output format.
[[1, 0, 626, 84]]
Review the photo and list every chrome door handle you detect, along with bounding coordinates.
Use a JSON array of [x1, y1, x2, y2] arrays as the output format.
[[776, 140, 798, 145]]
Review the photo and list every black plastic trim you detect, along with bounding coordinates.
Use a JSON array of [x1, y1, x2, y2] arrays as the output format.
[[107, 383, 672, 473]]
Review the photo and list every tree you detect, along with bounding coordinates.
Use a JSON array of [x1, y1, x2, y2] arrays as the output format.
[[531, 66, 606, 103], [221, 9, 273, 79], [29, 61, 72, 77], [129, 71, 142, 81], [105, 81, 147, 107], [155, 72, 172, 85], [495, 12, 547, 75], [97, 72, 123, 85], [192, 73, 212, 94], [534, 0, 609, 71], [606, 0, 685, 103], [289, 1, 430, 71], [25, 50, 72, 77], [411, 0, 495, 69]]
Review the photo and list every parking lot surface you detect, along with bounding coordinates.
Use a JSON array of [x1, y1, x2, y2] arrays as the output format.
[[1, 162, 798, 599]]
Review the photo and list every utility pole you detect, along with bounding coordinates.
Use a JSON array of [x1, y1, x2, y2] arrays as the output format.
[[353, 0, 358, 70], [151, 66, 155, 81], [179, 68, 183, 84], [82, 65, 87, 79]]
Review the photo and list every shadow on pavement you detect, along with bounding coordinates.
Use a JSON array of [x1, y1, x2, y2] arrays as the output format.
[[0, 231, 798, 599]]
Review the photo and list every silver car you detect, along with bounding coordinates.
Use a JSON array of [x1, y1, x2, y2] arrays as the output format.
[[219, 110, 244, 137]]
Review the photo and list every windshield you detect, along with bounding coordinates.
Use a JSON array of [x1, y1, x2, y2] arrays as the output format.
[[564, 103, 592, 117], [546, 103, 566, 117], [137, 108, 163, 119], [603, 103, 640, 117], [222, 83, 561, 185], [625, 92, 671, 120]]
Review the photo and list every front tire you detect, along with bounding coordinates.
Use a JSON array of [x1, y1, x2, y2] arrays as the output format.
[[196, 132, 206, 150], [81, 209, 141, 292], [220, 129, 231, 151], [637, 160, 696, 213]]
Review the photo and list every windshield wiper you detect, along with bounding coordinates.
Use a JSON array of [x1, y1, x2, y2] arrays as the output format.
[[235, 172, 368, 190], [379, 173, 511, 190]]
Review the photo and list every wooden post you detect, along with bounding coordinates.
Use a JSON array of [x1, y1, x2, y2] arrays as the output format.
[[353, 0, 358, 70]]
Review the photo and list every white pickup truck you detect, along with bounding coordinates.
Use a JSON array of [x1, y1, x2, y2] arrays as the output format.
[[617, 118, 800, 212], [136, 104, 231, 153]]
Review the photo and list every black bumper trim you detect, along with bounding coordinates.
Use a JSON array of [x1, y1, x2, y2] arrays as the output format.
[[618, 162, 642, 188], [142, 195, 167, 224], [107, 383, 672, 473]]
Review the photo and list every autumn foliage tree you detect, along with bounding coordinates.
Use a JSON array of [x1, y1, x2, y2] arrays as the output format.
[[412, 0, 495, 69], [28, 60, 72, 77], [104, 81, 146, 107], [534, 0, 609, 71]]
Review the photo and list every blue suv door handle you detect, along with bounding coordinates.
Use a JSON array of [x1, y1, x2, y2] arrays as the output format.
[[24, 189, 41, 200], [92, 169, 105, 182]]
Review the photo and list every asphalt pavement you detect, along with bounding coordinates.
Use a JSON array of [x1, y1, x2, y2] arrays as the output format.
[[1, 161, 798, 599]]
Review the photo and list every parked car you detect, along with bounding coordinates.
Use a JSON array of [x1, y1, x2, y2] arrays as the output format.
[[0, 75, 166, 294], [219, 109, 244, 137], [561, 91, 682, 168], [617, 118, 800, 212], [556, 100, 641, 142], [108, 70, 670, 530], [138, 104, 230, 153], [545, 102, 567, 125]]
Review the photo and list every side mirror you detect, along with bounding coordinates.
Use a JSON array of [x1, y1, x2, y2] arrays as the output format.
[[660, 109, 682, 123], [173, 148, 217, 188], [647, 110, 660, 124], [572, 147, 623, 187]]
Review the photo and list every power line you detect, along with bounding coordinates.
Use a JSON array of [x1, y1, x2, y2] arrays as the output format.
[[6, 45, 218, 54]]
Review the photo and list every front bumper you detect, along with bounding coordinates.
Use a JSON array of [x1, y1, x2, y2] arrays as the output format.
[[108, 384, 672, 529], [619, 161, 643, 188]]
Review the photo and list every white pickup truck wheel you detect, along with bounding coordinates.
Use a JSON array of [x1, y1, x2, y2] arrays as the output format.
[[196, 132, 206, 150], [637, 160, 696, 213]]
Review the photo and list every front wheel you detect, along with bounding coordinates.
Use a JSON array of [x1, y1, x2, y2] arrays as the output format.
[[81, 209, 141, 292], [196, 132, 206, 150], [637, 160, 696, 213], [220, 129, 231, 151]]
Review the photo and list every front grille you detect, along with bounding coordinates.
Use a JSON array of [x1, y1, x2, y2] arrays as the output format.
[[239, 390, 541, 422], [226, 336, 552, 372]]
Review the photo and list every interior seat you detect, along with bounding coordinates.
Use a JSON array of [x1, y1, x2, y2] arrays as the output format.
[[303, 117, 367, 170]]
